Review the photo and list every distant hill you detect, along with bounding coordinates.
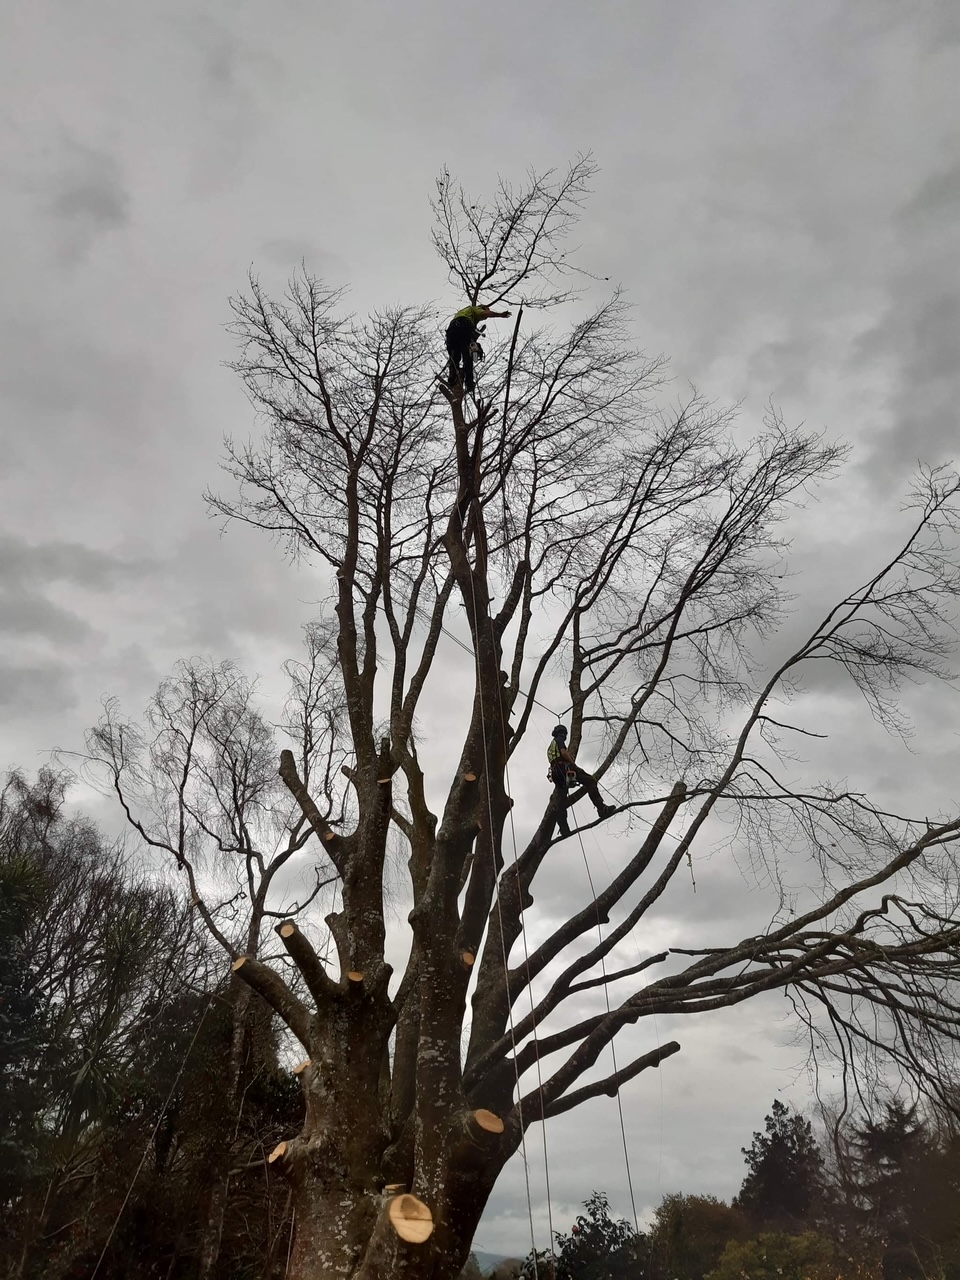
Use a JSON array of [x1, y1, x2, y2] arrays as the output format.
[[472, 1249, 512, 1274]]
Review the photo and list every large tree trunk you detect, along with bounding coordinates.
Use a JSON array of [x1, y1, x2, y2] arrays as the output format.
[[261, 995, 512, 1280]]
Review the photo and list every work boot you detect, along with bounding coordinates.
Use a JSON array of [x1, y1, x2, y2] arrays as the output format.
[[597, 803, 616, 819]]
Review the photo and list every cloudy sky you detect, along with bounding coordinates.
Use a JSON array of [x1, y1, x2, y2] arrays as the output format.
[[3, 0, 960, 1258]]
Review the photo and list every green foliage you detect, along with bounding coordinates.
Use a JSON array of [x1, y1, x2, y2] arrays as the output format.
[[831, 1100, 960, 1278], [0, 769, 300, 1280], [524, 1192, 647, 1280], [705, 1230, 840, 1280], [850, 1101, 930, 1234], [648, 1194, 747, 1280], [0, 851, 49, 1197], [736, 1100, 824, 1231]]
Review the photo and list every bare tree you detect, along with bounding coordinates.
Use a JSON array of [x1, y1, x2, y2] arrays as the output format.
[[105, 161, 960, 1279], [87, 653, 341, 1277]]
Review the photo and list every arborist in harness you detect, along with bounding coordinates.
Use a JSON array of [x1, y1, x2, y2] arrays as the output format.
[[445, 303, 511, 393], [547, 725, 615, 838]]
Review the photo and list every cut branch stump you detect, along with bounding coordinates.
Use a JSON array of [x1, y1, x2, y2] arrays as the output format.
[[388, 1194, 434, 1244]]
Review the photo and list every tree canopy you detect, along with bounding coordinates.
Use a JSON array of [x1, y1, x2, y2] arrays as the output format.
[[76, 159, 960, 1280]]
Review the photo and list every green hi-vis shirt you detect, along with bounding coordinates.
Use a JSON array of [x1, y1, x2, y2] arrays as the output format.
[[454, 306, 487, 329], [547, 739, 564, 764]]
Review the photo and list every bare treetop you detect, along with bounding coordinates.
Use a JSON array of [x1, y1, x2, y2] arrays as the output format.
[[431, 155, 599, 307], [90, 162, 960, 1280]]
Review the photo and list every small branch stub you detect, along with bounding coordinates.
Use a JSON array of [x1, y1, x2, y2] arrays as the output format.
[[292, 1059, 312, 1075], [232, 956, 247, 972], [383, 1183, 406, 1197], [346, 971, 364, 985], [389, 1194, 434, 1244], [268, 1141, 287, 1164], [461, 951, 476, 968], [463, 772, 477, 783]]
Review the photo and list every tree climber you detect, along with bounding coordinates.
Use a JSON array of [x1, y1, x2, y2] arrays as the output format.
[[445, 303, 511, 393], [547, 725, 615, 837]]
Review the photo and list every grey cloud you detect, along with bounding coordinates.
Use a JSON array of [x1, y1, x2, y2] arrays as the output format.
[[171, 12, 283, 196], [0, 533, 154, 654], [257, 239, 349, 284], [0, 663, 76, 718], [856, 163, 960, 485], [0, 313, 153, 423], [0, 589, 92, 643], [0, 533, 147, 591], [3, 0, 959, 1256], [44, 137, 129, 264]]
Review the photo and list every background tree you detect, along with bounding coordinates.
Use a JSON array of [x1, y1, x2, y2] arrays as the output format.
[[87, 160, 960, 1280], [850, 1101, 930, 1236], [523, 1191, 646, 1280], [646, 1194, 747, 1280], [0, 768, 207, 1277], [87, 651, 341, 1277], [0, 768, 305, 1280], [735, 1100, 825, 1232], [705, 1230, 850, 1280], [821, 1097, 960, 1279]]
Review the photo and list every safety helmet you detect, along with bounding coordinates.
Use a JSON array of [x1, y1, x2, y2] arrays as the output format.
[[552, 725, 568, 740]]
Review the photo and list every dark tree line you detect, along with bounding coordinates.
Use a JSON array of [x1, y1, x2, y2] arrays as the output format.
[[4, 768, 960, 1278], [518, 1096, 960, 1280], [0, 768, 300, 1280]]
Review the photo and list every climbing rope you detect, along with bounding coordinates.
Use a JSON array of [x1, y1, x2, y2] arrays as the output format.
[[576, 827, 640, 1232], [529, 711, 677, 1233], [502, 744, 557, 1252], [463, 506, 550, 1274]]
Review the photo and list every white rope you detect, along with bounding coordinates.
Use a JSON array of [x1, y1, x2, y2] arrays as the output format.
[[576, 828, 640, 1232], [461, 493, 546, 1273]]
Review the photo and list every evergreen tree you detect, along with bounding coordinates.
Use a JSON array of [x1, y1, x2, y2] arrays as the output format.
[[0, 850, 48, 1202], [735, 1100, 824, 1231], [852, 1100, 929, 1233]]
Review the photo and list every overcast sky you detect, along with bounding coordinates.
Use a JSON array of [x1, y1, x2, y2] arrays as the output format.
[[3, 0, 960, 1259]]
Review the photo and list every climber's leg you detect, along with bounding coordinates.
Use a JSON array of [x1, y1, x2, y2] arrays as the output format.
[[550, 762, 570, 837], [445, 317, 473, 389], [572, 766, 615, 819]]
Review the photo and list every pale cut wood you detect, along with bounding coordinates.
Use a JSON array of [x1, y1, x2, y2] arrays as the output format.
[[461, 951, 476, 967], [471, 1108, 504, 1134], [279, 922, 296, 939], [268, 1141, 287, 1163], [378, 777, 392, 785], [346, 971, 364, 984], [292, 1059, 312, 1075], [463, 772, 477, 782], [383, 1182, 406, 1196], [388, 1193, 433, 1243], [231, 956, 247, 972]]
